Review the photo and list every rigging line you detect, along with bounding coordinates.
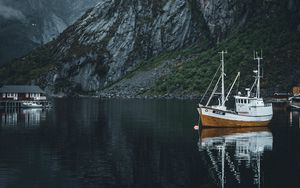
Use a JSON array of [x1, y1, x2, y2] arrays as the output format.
[[223, 72, 240, 106], [206, 74, 222, 106], [200, 64, 221, 104], [249, 78, 257, 94]]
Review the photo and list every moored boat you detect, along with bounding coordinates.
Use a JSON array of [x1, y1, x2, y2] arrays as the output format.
[[21, 102, 43, 108], [197, 51, 273, 127]]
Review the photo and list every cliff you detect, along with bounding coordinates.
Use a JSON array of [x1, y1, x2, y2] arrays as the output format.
[[0, 0, 299, 98], [0, 0, 100, 64]]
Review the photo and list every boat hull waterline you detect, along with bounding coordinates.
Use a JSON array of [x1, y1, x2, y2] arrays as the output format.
[[198, 107, 272, 127]]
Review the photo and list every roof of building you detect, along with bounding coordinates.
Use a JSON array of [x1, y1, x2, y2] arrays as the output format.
[[0, 85, 45, 94]]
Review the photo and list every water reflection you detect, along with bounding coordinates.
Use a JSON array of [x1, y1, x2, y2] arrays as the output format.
[[198, 128, 273, 188], [0, 99, 203, 188], [0, 108, 47, 128], [289, 110, 300, 128]]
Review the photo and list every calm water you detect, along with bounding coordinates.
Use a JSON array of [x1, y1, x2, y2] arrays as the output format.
[[0, 99, 299, 188]]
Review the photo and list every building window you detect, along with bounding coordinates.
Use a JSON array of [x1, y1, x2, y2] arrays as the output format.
[[26, 93, 29, 98], [2, 93, 5, 98]]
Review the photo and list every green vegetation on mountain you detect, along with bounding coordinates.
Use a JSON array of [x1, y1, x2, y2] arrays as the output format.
[[0, 42, 57, 85], [149, 3, 300, 97]]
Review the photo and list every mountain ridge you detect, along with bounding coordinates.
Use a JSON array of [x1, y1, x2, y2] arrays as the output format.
[[0, 0, 101, 64], [0, 0, 299, 98]]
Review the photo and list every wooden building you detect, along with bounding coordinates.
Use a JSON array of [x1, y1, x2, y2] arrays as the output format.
[[0, 85, 46, 101], [292, 86, 300, 96]]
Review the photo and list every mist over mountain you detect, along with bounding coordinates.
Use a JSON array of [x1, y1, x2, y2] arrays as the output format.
[[0, 0, 299, 98], [0, 0, 101, 64]]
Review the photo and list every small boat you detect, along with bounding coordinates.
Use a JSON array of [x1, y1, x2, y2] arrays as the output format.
[[21, 102, 43, 108], [197, 51, 273, 127]]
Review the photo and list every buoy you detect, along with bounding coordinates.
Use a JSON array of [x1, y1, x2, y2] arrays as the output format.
[[194, 125, 199, 130]]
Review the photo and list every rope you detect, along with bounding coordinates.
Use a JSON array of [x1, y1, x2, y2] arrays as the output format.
[[200, 64, 221, 104], [206, 75, 222, 106]]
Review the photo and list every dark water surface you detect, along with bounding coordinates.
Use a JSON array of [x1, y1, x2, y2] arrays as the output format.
[[0, 99, 299, 188]]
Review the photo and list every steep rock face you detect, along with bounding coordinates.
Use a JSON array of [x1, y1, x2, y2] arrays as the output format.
[[45, 0, 209, 93], [1, 0, 263, 95], [0, 0, 100, 64], [197, 0, 252, 38]]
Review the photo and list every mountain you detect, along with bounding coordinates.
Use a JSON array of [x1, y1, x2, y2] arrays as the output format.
[[0, 0, 299, 98], [0, 0, 101, 64]]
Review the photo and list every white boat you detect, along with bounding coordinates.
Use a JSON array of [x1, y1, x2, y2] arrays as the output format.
[[21, 102, 43, 108], [197, 51, 273, 127]]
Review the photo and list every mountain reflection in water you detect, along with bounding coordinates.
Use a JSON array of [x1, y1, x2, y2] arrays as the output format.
[[0, 100, 300, 187], [198, 128, 273, 188]]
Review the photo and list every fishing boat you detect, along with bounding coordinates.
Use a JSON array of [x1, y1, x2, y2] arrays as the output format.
[[197, 51, 273, 127]]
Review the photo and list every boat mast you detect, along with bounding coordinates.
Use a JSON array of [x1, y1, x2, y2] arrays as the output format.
[[254, 51, 263, 98], [219, 51, 227, 107]]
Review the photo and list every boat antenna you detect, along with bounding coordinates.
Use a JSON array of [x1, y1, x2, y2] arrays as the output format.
[[219, 50, 227, 107], [254, 50, 263, 98]]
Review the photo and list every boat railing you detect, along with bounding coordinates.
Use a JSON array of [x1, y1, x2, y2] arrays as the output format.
[[248, 103, 272, 108]]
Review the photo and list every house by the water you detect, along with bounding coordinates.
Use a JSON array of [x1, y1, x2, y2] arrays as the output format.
[[0, 85, 49, 108]]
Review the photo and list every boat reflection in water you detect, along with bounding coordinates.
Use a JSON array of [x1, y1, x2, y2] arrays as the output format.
[[198, 127, 273, 188], [1, 108, 46, 128]]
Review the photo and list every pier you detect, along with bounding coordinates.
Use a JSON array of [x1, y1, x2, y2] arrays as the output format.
[[0, 100, 51, 109], [0, 85, 51, 109]]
